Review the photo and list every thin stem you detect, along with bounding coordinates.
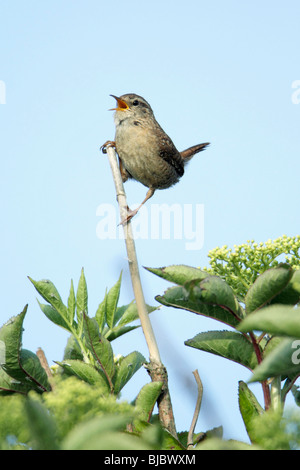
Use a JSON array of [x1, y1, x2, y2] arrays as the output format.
[[105, 145, 161, 365], [104, 145, 177, 437], [270, 376, 282, 413], [249, 332, 271, 410], [187, 370, 203, 449]]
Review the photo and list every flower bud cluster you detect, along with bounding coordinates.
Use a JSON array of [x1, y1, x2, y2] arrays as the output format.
[[202, 235, 300, 299]]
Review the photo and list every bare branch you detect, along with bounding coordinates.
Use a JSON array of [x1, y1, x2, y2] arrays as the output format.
[[105, 145, 161, 364], [187, 369, 203, 449], [104, 145, 177, 437]]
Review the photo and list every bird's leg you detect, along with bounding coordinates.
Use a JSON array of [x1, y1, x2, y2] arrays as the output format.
[[100, 140, 116, 154], [120, 187, 155, 225]]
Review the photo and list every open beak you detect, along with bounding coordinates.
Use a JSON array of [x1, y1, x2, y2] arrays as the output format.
[[109, 94, 129, 111]]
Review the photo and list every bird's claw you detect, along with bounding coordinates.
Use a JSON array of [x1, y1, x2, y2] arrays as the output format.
[[119, 207, 138, 226], [100, 140, 116, 154]]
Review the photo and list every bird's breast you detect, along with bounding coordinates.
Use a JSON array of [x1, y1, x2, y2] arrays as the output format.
[[115, 122, 181, 189]]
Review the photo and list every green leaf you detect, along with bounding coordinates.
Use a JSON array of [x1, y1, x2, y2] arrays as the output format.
[[291, 385, 300, 406], [185, 331, 258, 370], [19, 349, 51, 392], [61, 414, 145, 450], [0, 306, 50, 393], [25, 397, 59, 450], [244, 264, 293, 314], [104, 302, 158, 341], [162, 430, 186, 450], [238, 305, 300, 338], [63, 336, 83, 361], [67, 279, 76, 325], [263, 336, 283, 357], [270, 269, 300, 306], [56, 359, 110, 392], [106, 273, 122, 329], [146, 264, 209, 285], [118, 302, 158, 327], [196, 437, 260, 450], [37, 301, 71, 332], [105, 325, 139, 342], [0, 366, 31, 394], [28, 277, 68, 320], [113, 351, 145, 394], [155, 285, 240, 328], [238, 381, 264, 443], [83, 314, 115, 383], [249, 338, 300, 382], [76, 267, 88, 316], [184, 276, 244, 318], [135, 382, 163, 422], [95, 291, 107, 332]]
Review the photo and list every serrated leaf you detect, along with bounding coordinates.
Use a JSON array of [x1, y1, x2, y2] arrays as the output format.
[[63, 335, 83, 361], [103, 302, 158, 341], [162, 429, 186, 450], [105, 325, 139, 342], [118, 302, 158, 327], [249, 338, 300, 382], [76, 268, 88, 316], [238, 305, 300, 338], [185, 330, 258, 370], [156, 286, 239, 328], [19, 349, 51, 392], [135, 382, 163, 422], [0, 306, 50, 393], [106, 273, 122, 329], [262, 336, 284, 364], [113, 351, 145, 394], [28, 277, 68, 319], [0, 367, 31, 394], [57, 359, 110, 392], [112, 303, 130, 326], [95, 290, 107, 332], [146, 264, 209, 285], [238, 381, 264, 443], [184, 275, 244, 319], [37, 301, 71, 332], [270, 269, 300, 306], [245, 264, 293, 314], [67, 279, 76, 324], [83, 314, 115, 385]]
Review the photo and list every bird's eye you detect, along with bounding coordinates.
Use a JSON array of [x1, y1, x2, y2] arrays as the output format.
[[132, 100, 139, 106]]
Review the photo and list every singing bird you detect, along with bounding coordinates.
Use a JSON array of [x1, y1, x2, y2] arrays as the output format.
[[102, 93, 209, 223]]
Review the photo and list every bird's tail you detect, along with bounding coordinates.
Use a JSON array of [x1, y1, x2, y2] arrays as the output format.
[[180, 142, 210, 162]]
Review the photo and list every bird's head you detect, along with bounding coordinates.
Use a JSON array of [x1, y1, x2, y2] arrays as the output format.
[[109, 94, 154, 123]]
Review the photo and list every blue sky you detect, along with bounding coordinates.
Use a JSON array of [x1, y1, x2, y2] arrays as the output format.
[[1, 1, 300, 442]]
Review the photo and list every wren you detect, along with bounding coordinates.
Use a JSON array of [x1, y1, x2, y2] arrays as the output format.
[[102, 93, 209, 224]]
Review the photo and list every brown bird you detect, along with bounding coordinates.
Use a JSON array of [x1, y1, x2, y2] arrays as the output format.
[[102, 93, 209, 224]]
